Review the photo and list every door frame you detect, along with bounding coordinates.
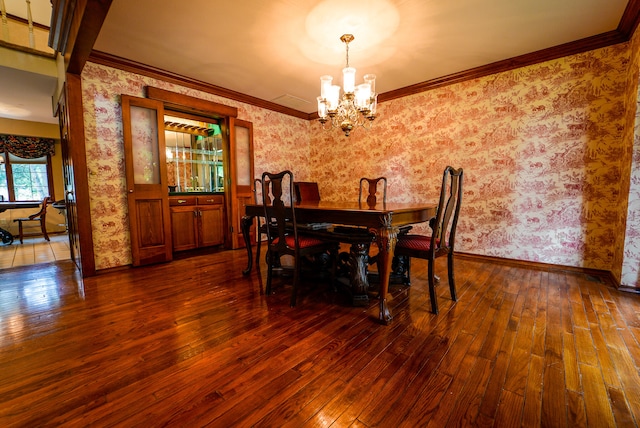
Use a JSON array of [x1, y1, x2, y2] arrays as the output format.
[[145, 87, 251, 250], [55, 74, 96, 276]]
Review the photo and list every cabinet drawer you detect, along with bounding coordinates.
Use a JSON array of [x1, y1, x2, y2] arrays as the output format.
[[197, 195, 224, 205], [169, 196, 197, 206]]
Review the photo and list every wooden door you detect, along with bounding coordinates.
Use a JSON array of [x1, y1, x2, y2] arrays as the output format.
[[57, 84, 80, 270], [228, 119, 254, 249], [121, 95, 172, 266]]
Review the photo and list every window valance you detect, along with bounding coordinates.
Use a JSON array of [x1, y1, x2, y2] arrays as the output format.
[[0, 135, 56, 159]]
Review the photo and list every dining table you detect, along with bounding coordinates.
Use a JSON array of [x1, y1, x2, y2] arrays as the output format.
[[0, 201, 41, 244], [241, 200, 437, 324]]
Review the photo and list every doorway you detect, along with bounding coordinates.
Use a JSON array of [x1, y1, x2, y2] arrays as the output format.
[[0, 233, 70, 269]]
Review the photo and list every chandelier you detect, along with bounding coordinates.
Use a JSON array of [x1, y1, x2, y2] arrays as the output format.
[[317, 34, 377, 137]]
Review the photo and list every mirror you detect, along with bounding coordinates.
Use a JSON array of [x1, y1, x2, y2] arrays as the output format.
[[164, 115, 224, 193]]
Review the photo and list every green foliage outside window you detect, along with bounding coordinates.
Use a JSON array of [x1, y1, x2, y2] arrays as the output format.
[[12, 164, 48, 200], [0, 165, 7, 201], [0, 154, 51, 201]]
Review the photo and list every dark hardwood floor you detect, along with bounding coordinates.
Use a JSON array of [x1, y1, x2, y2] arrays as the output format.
[[1, 245, 639, 427]]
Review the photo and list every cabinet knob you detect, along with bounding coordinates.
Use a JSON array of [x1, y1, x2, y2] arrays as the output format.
[[178, 199, 187, 204]]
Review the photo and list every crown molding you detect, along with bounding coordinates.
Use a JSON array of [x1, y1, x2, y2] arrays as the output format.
[[378, 30, 626, 103], [88, 50, 311, 120]]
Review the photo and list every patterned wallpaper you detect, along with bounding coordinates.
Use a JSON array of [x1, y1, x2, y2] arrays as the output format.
[[82, 40, 639, 287], [311, 44, 631, 273], [622, 27, 640, 288]]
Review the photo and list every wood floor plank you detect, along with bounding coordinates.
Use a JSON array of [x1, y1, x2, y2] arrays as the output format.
[[443, 356, 493, 427], [494, 389, 525, 428], [580, 362, 617, 427], [503, 272, 539, 396], [574, 327, 599, 366], [562, 330, 581, 392], [478, 289, 522, 421], [567, 389, 588, 428], [589, 321, 623, 390], [522, 353, 544, 428], [608, 386, 637, 427], [531, 271, 548, 358], [541, 272, 568, 428]]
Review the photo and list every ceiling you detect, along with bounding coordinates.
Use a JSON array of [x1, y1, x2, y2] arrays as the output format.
[[93, 0, 630, 114], [0, 0, 633, 124]]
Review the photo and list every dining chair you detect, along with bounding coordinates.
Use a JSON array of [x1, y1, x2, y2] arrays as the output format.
[[13, 196, 51, 244], [358, 177, 410, 235], [394, 166, 463, 314], [262, 171, 339, 306], [359, 176, 387, 206], [355, 177, 387, 269], [293, 181, 321, 203], [357, 176, 410, 269]]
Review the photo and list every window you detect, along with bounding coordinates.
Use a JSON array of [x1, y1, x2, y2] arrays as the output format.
[[0, 152, 54, 201], [0, 162, 7, 201]]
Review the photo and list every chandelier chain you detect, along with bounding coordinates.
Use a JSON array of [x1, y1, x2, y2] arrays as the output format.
[[345, 39, 350, 68]]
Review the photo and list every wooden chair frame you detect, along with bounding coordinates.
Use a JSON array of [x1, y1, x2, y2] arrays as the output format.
[[262, 171, 338, 307], [394, 166, 463, 314], [13, 196, 51, 244]]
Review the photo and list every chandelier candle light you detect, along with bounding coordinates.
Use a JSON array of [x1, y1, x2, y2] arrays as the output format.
[[317, 34, 377, 137]]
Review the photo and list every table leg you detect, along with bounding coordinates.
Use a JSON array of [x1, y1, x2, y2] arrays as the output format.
[[349, 241, 370, 306], [241, 214, 254, 275], [375, 214, 398, 324]]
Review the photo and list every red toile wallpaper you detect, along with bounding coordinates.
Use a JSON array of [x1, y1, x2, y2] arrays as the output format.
[[310, 44, 631, 274]]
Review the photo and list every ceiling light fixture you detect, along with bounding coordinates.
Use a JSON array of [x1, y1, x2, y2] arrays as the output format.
[[317, 34, 377, 137]]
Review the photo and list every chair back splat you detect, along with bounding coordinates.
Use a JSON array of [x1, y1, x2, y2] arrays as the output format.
[[432, 166, 463, 257], [253, 178, 268, 267], [262, 171, 338, 307], [394, 166, 463, 314], [359, 177, 387, 206]]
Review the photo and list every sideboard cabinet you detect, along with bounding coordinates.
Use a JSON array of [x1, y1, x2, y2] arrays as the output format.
[[170, 195, 224, 251]]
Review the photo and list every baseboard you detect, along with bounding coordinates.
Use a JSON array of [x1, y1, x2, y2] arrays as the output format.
[[455, 252, 621, 289]]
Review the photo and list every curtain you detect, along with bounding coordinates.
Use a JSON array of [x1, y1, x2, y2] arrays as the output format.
[[0, 135, 55, 159]]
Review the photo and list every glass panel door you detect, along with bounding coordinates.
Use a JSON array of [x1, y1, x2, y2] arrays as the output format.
[[130, 105, 160, 185]]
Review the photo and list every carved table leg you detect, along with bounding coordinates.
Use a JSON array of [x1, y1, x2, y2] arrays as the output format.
[[349, 241, 370, 306], [241, 214, 255, 275], [376, 214, 398, 325]]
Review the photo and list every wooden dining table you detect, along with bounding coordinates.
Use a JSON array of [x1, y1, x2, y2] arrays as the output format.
[[0, 201, 41, 244], [241, 200, 437, 324]]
